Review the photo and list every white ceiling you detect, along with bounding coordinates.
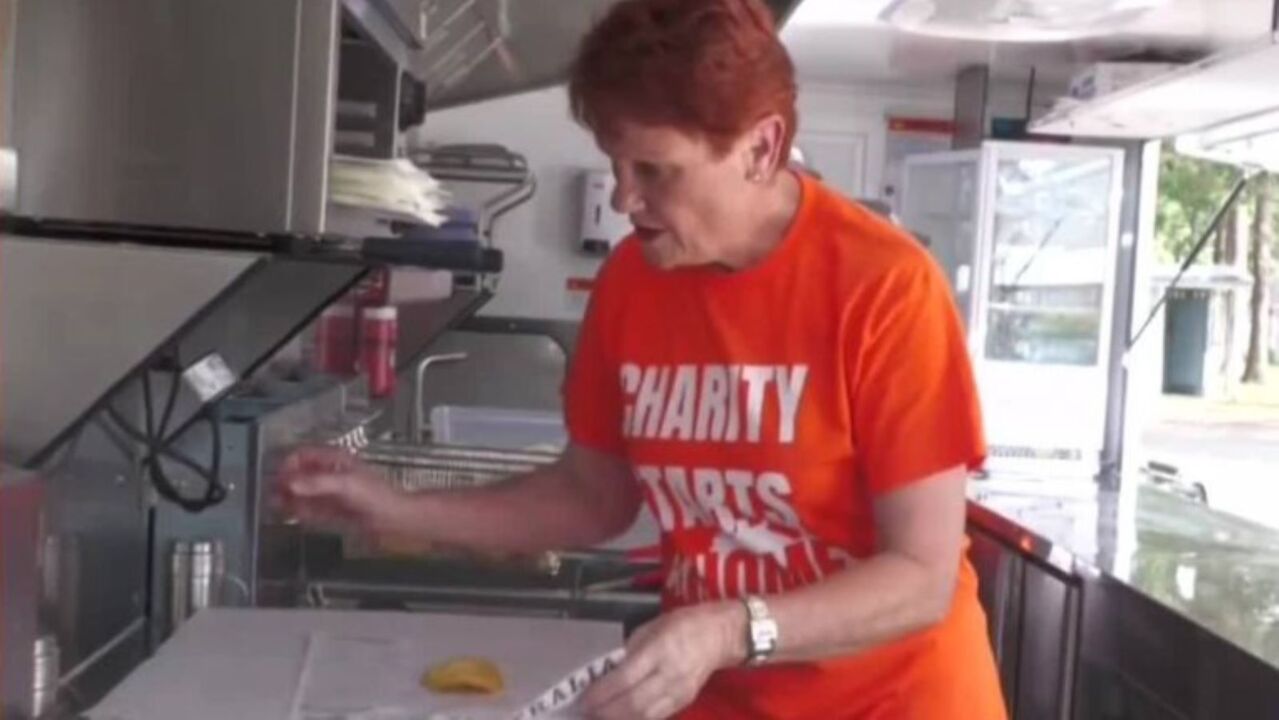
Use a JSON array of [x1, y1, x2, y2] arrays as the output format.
[[781, 0, 1274, 86]]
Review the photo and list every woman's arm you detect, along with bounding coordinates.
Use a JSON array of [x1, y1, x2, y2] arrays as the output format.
[[385, 444, 644, 553], [279, 443, 643, 554], [737, 463, 967, 661], [581, 464, 968, 720]]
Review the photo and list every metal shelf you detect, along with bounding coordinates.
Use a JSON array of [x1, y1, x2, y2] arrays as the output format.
[[0, 215, 503, 274]]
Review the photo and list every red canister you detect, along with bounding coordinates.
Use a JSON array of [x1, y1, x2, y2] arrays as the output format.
[[314, 302, 357, 376], [356, 266, 391, 306], [360, 305, 399, 398]]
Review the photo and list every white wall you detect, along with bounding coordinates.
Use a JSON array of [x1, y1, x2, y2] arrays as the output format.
[[412, 86, 606, 321], [0, 0, 13, 146], [988, 74, 1071, 125], [415, 80, 957, 321], [795, 81, 953, 199]]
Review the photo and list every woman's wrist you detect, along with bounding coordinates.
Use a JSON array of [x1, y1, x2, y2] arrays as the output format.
[[375, 478, 433, 540], [710, 600, 750, 669]]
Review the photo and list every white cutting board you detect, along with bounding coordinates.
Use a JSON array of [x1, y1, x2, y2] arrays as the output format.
[[89, 608, 622, 720]]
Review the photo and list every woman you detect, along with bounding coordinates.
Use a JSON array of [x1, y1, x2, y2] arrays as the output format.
[[279, 0, 1006, 717]]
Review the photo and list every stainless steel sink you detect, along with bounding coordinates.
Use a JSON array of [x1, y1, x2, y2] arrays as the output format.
[[299, 549, 662, 633]]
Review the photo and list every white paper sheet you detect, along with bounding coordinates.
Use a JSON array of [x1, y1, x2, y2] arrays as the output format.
[[89, 609, 621, 720]]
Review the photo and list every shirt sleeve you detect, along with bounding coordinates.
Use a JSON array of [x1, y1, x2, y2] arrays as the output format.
[[563, 275, 626, 457], [846, 253, 986, 496]]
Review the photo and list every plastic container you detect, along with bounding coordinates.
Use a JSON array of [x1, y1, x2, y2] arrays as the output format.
[[360, 305, 399, 398], [430, 405, 567, 451], [355, 266, 391, 305], [0, 148, 17, 212], [314, 303, 357, 376]]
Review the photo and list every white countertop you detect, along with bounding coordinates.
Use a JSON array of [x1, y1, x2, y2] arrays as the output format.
[[90, 608, 622, 720]]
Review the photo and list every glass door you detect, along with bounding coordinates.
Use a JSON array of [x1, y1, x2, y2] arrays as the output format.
[[973, 142, 1125, 475], [901, 150, 983, 326]]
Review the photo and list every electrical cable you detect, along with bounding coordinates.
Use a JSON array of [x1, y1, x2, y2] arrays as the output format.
[[105, 359, 227, 512], [1127, 170, 1255, 354]]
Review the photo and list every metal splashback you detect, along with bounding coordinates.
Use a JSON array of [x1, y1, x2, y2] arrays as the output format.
[[12, 0, 802, 234], [415, 0, 805, 110], [0, 465, 41, 720], [12, 0, 340, 234], [0, 238, 257, 464]]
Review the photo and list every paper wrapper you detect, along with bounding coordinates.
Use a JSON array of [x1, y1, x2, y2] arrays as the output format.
[[508, 648, 626, 720], [299, 647, 626, 720]]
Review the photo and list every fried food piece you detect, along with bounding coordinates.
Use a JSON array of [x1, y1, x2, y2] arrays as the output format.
[[422, 656, 505, 695]]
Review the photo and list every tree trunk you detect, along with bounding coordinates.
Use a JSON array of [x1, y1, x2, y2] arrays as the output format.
[[1243, 177, 1273, 383], [1224, 205, 1241, 267], [1222, 206, 1244, 382]]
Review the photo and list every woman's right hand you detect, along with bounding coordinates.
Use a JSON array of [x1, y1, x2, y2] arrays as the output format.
[[275, 446, 403, 540]]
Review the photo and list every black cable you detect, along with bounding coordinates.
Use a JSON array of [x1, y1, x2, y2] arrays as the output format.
[[158, 367, 227, 508], [139, 368, 192, 509], [158, 365, 180, 443], [142, 367, 155, 438], [105, 364, 227, 512], [104, 404, 211, 489], [1127, 171, 1254, 352], [1011, 215, 1068, 286], [149, 367, 224, 511], [143, 504, 158, 650], [1025, 67, 1036, 121]]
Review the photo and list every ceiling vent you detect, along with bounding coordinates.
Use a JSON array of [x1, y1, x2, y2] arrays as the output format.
[[880, 0, 1167, 42]]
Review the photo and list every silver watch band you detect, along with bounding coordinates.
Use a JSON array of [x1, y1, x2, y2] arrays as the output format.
[[743, 595, 779, 666]]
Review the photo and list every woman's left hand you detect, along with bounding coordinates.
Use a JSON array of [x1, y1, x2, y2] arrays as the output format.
[[578, 601, 745, 720]]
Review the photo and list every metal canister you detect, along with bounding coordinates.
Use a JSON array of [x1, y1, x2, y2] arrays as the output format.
[[189, 540, 225, 614], [314, 302, 358, 376], [170, 540, 192, 636], [170, 540, 225, 635], [0, 148, 17, 213], [360, 305, 399, 399], [32, 635, 59, 718]]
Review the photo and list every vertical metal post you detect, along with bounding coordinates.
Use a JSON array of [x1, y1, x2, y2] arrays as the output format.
[[1098, 141, 1148, 489], [954, 65, 990, 150]]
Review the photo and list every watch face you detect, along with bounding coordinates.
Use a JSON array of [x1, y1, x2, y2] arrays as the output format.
[[750, 619, 779, 656], [743, 597, 778, 664]]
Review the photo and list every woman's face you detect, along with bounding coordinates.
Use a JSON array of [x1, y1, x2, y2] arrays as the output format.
[[598, 120, 757, 270]]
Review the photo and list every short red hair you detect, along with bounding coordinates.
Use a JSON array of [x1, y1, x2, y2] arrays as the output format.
[[569, 0, 798, 159]]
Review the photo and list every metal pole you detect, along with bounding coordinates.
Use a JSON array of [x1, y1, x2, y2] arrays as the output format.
[[1126, 171, 1254, 353]]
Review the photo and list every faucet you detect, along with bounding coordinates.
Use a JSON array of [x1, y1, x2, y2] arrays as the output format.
[[410, 352, 468, 442]]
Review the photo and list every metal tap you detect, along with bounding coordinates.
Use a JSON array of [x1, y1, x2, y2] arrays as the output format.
[[410, 352, 468, 442]]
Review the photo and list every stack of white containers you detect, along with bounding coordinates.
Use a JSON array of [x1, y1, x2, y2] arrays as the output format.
[[328, 155, 451, 229]]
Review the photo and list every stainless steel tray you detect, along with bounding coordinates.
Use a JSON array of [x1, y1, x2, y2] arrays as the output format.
[[357, 442, 558, 492]]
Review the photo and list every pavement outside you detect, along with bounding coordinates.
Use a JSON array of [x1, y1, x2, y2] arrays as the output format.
[[1141, 367, 1279, 530]]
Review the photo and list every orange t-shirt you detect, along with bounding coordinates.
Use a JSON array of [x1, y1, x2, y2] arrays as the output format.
[[564, 174, 1006, 719]]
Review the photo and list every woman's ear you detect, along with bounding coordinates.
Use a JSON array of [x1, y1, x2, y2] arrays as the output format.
[[742, 113, 788, 183]]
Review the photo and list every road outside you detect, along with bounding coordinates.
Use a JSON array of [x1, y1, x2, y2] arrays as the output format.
[[1141, 373, 1279, 530]]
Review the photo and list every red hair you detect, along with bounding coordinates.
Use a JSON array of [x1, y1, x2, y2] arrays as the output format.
[[569, 0, 798, 159]]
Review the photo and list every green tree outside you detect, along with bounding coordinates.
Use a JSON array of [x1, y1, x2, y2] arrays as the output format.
[[1155, 146, 1278, 381]]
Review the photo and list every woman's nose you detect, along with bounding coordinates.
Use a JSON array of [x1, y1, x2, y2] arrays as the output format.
[[611, 171, 642, 215]]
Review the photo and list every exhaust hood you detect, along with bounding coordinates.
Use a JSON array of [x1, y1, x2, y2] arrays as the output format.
[[1030, 32, 1279, 151], [880, 0, 1166, 42], [411, 0, 804, 110], [1174, 106, 1279, 172]]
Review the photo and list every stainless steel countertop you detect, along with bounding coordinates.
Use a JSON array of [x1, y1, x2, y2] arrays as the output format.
[[967, 476, 1279, 671]]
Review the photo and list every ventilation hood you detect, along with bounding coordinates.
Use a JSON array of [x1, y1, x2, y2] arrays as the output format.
[[880, 0, 1166, 42], [410, 0, 804, 110], [1030, 32, 1279, 172]]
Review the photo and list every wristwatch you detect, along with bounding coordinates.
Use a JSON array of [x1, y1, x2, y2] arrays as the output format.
[[742, 595, 779, 666]]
